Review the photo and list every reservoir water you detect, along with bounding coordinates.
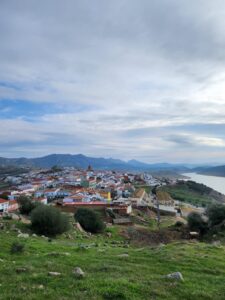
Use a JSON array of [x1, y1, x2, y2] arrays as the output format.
[[182, 173, 225, 195]]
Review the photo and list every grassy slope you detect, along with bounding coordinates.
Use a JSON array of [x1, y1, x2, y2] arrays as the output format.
[[161, 185, 213, 207], [0, 222, 225, 300]]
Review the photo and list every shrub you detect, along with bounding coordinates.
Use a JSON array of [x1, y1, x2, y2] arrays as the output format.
[[187, 212, 207, 234], [31, 205, 70, 236], [74, 208, 105, 233], [174, 221, 184, 227], [11, 241, 25, 254], [206, 204, 225, 227], [3, 214, 12, 220], [17, 195, 39, 215]]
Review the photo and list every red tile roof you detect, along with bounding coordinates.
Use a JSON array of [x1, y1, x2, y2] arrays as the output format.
[[0, 198, 9, 204]]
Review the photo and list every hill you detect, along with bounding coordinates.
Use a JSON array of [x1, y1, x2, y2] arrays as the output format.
[[161, 180, 225, 207], [0, 220, 225, 300], [195, 165, 225, 177], [0, 154, 191, 171]]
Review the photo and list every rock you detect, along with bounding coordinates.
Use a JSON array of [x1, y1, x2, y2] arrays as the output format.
[[17, 233, 29, 238], [48, 272, 61, 276], [189, 232, 199, 238], [65, 233, 72, 239], [37, 284, 44, 290], [75, 222, 85, 233], [165, 272, 184, 281], [98, 249, 105, 253], [212, 240, 221, 247], [73, 267, 85, 278], [106, 232, 112, 238], [11, 213, 20, 220], [47, 252, 71, 257], [16, 267, 27, 273], [32, 233, 37, 237], [117, 253, 129, 258]]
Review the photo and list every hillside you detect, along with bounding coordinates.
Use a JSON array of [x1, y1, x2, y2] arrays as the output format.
[[161, 180, 225, 207], [0, 220, 225, 300], [0, 154, 191, 171], [196, 165, 225, 177]]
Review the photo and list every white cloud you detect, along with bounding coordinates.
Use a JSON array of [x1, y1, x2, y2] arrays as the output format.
[[1, 0, 225, 163]]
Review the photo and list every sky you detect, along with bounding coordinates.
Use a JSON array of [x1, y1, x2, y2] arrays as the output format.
[[1, 0, 225, 164]]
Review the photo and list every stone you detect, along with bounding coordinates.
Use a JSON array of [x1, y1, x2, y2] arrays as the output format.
[[73, 267, 85, 278], [98, 249, 105, 253], [212, 240, 221, 247], [11, 213, 20, 220], [32, 233, 37, 237], [189, 232, 199, 238], [17, 233, 29, 238], [48, 272, 61, 276], [75, 222, 85, 233], [47, 252, 71, 257], [117, 253, 129, 258], [165, 272, 184, 281], [37, 285, 44, 290], [16, 267, 27, 273]]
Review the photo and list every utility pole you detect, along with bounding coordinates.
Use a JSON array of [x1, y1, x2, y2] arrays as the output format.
[[152, 185, 160, 229]]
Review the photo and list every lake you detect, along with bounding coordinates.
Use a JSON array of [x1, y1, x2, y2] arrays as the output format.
[[182, 172, 225, 195]]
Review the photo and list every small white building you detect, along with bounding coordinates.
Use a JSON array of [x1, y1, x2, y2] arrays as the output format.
[[0, 198, 9, 213]]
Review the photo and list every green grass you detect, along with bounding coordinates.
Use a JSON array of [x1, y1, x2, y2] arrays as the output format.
[[161, 185, 213, 207], [0, 220, 225, 299]]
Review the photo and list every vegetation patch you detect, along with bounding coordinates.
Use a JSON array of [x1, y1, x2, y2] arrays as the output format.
[[161, 181, 218, 207]]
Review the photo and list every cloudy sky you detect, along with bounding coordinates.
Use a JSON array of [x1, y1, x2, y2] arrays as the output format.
[[1, 0, 225, 163]]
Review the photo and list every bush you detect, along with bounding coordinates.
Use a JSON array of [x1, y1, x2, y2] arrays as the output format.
[[174, 221, 184, 227], [17, 195, 39, 215], [11, 241, 25, 254], [187, 212, 207, 234], [74, 208, 105, 233], [206, 204, 225, 227], [31, 205, 70, 236]]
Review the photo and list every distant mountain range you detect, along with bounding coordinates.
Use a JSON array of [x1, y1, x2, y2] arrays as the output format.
[[0, 154, 193, 171], [195, 165, 225, 177]]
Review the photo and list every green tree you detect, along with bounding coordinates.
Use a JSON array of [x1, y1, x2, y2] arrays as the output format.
[[206, 204, 225, 227], [187, 212, 207, 234], [74, 208, 105, 233], [31, 205, 70, 236], [17, 195, 39, 215]]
